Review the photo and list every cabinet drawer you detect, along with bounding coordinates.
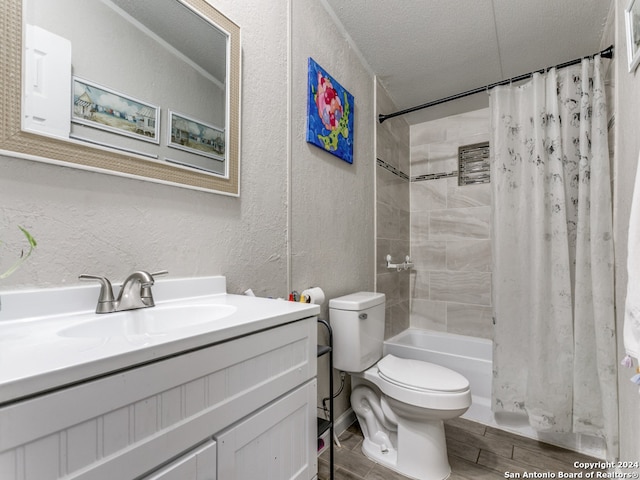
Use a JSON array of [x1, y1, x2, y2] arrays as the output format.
[[0, 317, 316, 480], [143, 440, 216, 480]]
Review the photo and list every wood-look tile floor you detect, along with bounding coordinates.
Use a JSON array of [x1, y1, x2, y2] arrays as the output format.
[[318, 417, 605, 480]]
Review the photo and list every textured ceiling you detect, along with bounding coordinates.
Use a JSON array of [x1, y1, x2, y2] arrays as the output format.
[[322, 0, 612, 124]]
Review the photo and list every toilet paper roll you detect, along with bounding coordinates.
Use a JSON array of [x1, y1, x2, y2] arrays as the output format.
[[302, 287, 325, 305]]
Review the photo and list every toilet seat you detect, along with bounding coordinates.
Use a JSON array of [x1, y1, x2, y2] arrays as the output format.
[[377, 354, 469, 393], [362, 354, 471, 411]]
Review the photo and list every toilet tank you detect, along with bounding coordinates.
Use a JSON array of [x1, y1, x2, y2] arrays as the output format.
[[329, 292, 386, 372]]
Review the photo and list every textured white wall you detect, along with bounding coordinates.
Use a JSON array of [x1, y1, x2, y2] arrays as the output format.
[[290, 0, 375, 313], [290, 0, 376, 420]]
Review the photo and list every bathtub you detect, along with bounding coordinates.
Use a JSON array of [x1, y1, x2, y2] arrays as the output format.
[[383, 328, 606, 458], [384, 328, 492, 423]]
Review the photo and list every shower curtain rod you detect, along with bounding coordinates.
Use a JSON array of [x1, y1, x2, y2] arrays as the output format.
[[378, 45, 614, 124]]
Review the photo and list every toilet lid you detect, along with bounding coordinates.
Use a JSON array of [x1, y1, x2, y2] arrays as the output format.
[[377, 354, 469, 393]]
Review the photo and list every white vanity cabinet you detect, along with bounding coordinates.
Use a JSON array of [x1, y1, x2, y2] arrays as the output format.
[[0, 316, 318, 480]]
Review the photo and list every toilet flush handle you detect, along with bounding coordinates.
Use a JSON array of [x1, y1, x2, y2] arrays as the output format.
[[359, 313, 368, 320]]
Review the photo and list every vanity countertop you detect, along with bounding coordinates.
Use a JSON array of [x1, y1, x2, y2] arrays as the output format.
[[0, 276, 320, 405]]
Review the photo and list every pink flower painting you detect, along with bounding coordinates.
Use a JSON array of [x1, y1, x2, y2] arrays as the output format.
[[306, 58, 354, 164]]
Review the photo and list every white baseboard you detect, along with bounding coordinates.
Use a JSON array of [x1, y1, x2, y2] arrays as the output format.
[[334, 407, 356, 436]]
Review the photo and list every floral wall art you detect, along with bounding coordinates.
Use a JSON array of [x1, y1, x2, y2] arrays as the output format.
[[306, 58, 354, 164]]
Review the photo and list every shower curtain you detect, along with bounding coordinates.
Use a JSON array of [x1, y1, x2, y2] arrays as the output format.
[[490, 55, 617, 457]]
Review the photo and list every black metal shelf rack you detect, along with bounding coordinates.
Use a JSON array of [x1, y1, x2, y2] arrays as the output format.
[[317, 319, 334, 480]]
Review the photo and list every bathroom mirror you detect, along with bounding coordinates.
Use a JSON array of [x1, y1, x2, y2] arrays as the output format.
[[0, 0, 240, 195]]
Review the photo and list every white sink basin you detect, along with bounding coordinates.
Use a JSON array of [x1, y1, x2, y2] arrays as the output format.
[[58, 303, 237, 338]]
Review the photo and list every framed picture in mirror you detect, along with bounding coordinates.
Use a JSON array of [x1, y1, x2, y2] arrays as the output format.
[[72, 77, 160, 144]]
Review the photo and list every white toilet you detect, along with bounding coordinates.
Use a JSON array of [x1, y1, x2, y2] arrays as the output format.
[[330, 292, 471, 480]]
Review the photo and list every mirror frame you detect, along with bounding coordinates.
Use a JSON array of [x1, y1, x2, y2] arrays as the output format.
[[0, 0, 241, 196]]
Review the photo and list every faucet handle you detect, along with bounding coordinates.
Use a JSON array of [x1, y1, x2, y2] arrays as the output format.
[[140, 270, 169, 307], [79, 274, 116, 313]]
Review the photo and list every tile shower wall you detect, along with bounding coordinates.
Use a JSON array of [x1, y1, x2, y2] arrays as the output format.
[[376, 81, 410, 339], [409, 108, 493, 339]]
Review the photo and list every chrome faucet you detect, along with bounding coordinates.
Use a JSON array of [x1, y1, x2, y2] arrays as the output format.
[[117, 271, 157, 311], [80, 270, 168, 313]]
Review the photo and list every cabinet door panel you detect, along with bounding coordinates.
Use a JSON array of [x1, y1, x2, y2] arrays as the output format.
[[143, 440, 216, 480], [216, 380, 317, 480]]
